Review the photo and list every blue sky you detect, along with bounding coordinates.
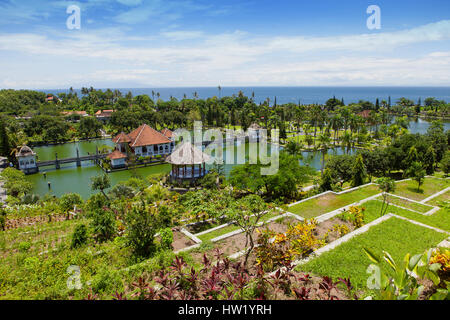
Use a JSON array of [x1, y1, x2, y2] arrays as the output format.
[[0, 0, 450, 89]]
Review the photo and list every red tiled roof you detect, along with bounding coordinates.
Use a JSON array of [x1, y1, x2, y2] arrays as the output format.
[[113, 132, 131, 144], [95, 109, 115, 117], [107, 150, 127, 160], [128, 124, 171, 147], [161, 128, 174, 138], [358, 110, 371, 119], [61, 111, 87, 116]]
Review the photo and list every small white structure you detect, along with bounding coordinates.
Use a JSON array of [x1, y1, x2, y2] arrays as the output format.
[[248, 123, 262, 141], [166, 142, 210, 180], [16, 145, 38, 174], [107, 150, 127, 169]]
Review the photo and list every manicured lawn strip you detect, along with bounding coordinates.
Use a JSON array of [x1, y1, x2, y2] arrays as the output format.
[[197, 211, 284, 242], [425, 190, 450, 207], [362, 200, 450, 232], [297, 217, 448, 292], [289, 185, 379, 218], [376, 195, 433, 213], [393, 178, 449, 201]]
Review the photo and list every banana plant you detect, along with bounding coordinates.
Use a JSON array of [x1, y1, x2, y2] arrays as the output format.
[[364, 248, 449, 300]]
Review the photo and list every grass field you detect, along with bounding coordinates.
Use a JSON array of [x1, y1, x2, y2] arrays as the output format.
[[288, 185, 380, 218], [375, 195, 434, 213], [197, 210, 283, 242], [392, 178, 449, 201], [424, 190, 450, 207], [362, 200, 450, 232], [297, 217, 448, 292]]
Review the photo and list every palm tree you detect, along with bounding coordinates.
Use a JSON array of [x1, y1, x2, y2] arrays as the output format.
[[329, 114, 342, 146], [317, 133, 331, 175], [342, 132, 352, 154]]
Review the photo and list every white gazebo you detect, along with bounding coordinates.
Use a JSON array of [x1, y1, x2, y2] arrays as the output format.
[[16, 145, 38, 174], [166, 142, 211, 181]]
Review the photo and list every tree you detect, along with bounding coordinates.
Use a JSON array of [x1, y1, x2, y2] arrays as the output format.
[[285, 140, 303, 157], [0, 118, 11, 161], [229, 152, 314, 201], [59, 193, 83, 219], [126, 204, 160, 258], [317, 133, 331, 175], [229, 195, 270, 266], [325, 154, 354, 187], [91, 174, 111, 199], [406, 162, 426, 192], [423, 146, 436, 175], [376, 177, 396, 217], [440, 151, 450, 176], [351, 154, 367, 187], [109, 183, 135, 200], [0, 167, 32, 198], [78, 117, 102, 138], [319, 168, 335, 192]]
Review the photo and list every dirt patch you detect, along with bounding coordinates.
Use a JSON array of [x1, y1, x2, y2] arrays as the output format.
[[315, 193, 337, 207], [171, 230, 196, 252], [5, 214, 68, 230], [314, 218, 355, 243], [189, 220, 293, 263]]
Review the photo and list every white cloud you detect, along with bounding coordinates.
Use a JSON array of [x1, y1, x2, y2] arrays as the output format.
[[1, 20, 450, 88]]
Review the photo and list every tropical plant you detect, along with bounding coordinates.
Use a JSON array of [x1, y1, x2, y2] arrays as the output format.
[[376, 177, 396, 217], [364, 248, 449, 300]]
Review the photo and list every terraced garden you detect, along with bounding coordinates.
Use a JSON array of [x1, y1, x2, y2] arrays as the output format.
[[296, 217, 449, 291], [288, 184, 380, 218]]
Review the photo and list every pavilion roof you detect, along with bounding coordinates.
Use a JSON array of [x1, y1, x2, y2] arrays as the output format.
[[166, 142, 211, 165]]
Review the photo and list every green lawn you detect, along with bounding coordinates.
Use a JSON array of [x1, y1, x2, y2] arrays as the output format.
[[197, 210, 283, 242], [362, 200, 450, 232], [375, 195, 434, 213], [424, 190, 450, 207], [392, 178, 449, 201], [297, 217, 448, 292], [288, 185, 380, 219]]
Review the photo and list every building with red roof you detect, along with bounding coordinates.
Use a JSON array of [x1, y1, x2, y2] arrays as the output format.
[[107, 150, 128, 168], [110, 124, 176, 161], [95, 109, 115, 121]]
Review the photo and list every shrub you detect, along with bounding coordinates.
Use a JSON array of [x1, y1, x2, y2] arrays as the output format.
[[86, 193, 109, 218], [71, 224, 89, 248], [159, 228, 173, 250], [126, 204, 160, 258], [91, 267, 123, 295], [256, 219, 325, 271], [18, 241, 31, 252], [338, 206, 365, 228], [90, 208, 117, 242], [430, 248, 450, 280], [0, 207, 6, 231]]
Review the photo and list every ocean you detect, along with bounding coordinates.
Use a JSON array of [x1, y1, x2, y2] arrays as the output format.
[[44, 86, 450, 105]]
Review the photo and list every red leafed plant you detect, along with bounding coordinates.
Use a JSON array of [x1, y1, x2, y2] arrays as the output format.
[[95, 249, 355, 300]]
